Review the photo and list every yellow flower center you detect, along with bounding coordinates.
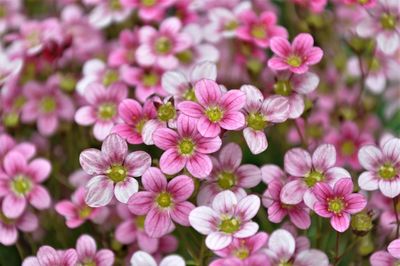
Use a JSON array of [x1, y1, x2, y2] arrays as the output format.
[[176, 50, 193, 64], [205, 106, 223, 123], [142, 72, 159, 87], [246, 112, 266, 131], [234, 247, 249, 259], [328, 197, 345, 214], [98, 103, 117, 120], [274, 80, 292, 96], [40, 96, 56, 113], [378, 164, 397, 180], [141, 0, 156, 7], [380, 13, 396, 30], [219, 217, 240, 234], [157, 102, 176, 122], [178, 139, 195, 155], [106, 165, 127, 182], [11, 175, 32, 196], [217, 172, 236, 189], [183, 88, 196, 101], [287, 55, 302, 67], [251, 25, 267, 39], [304, 171, 325, 187], [341, 140, 355, 156], [155, 37, 172, 54], [136, 215, 146, 229], [156, 192, 172, 208], [102, 69, 119, 87], [79, 205, 92, 219]]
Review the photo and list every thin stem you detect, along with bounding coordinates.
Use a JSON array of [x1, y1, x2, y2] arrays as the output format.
[[334, 231, 340, 266], [294, 119, 308, 148], [393, 197, 400, 238]]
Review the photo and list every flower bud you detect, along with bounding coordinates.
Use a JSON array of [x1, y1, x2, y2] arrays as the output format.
[[351, 212, 373, 236]]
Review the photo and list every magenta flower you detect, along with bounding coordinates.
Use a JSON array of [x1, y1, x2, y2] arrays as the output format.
[[130, 251, 185, 266], [262, 229, 329, 266], [153, 114, 221, 178], [358, 137, 400, 198], [75, 234, 114, 266], [189, 190, 260, 250], [241, 85, 290, 154], [370, 238, 400, 265], [210, 232, 269, 266], [281, 144, 350, 209], [120, 0, 175, 22], [128, 167, 195, 238], [55, 187, 109, 228], [21, 79, 74, 136], [75, 83, 127, 141], [262, 180, 311, 230], [236, 10, 288, 48], [0, 151, 51, 218], [178, 79, 246, 138], [268, 33, 323, 74], [197, 143, 261, 206], [313, 178, 367, 232], [0, 208, 38, 246], [135, 17, 192, 70], [79, 133, 151, 206], [112, 99, 157, 145], [22, 246, 78, 266]]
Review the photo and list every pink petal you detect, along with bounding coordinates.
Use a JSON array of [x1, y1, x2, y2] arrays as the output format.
[[85, 175, 114, 207], [280, 179, 307, 205], [29, 185, 51, 209], [333, 178, 353, 196], [240, 85, 263, 112], [118, 99, 142, 123], [102, 134, 128, 164], [75, 106, 96, 126], [306, 47, 323, 65], [115, 221, 136, 244], [243, 127, 268, 155], [95, 250, 115, 266], [270, 37, 291, 57], [196, 135, 222, 154], [159, 149, 186, 175], [261, 164, 285, 184], [153, 128, 179, 150], [138, 26, 157, 43], [125, 151, 152, 177], [219, 111, 245, 131], [212, 190, 237, 215], [194, 79, 222, 106], [160, 17, 181, 34], [313, 202, 332, 218], [114, 177, 139, 203], [130, 251, 157, 266], [3, 194, 26, 218], [312, 144, 336, 172], [287, 94, 305, 119], [189, 206, 218, 234], [236, 164, 261, 188], [345, 194, 367, 214], [76, 235, 97, 261], [292, 72, 319, 94], [177, 101, 204, 118], [186, 153, 212, 178], [38, 116, 58, 136], [177, 114, 197, 137], [128, 191, 154, 215], [197, 116, 221, 138], [235, 195, 260, 221], [190, 61, 217, 83], [388, 239, 400, 259], [268, 229, 296, 261], [170, 201, 195, 226], [294, 250, 329, 266], [358, 171, 379, 191], [135, 45, 156, 66], [330, 214, 350, 232], [288, 207, 311, 230], [28, 159, 51, 182], [142, 167, 167, 193], [358, 145, 383, 171], [144, 208, 172, 238], [370, 251, 395, 266], [142, 119, 164, 145], [284, 148, 312, 177], [313, 182, 333, 201], [3, 151, 27, 176], [93, 122, 114, 141], [17, 211, 38, 232], [167, 175, 194, 201], [233, 221, 259, 238], [268, 57, 289, 71], [379, 179, 400, 198], [79, 148, 107, 175], [0, 223, 17, 246], [218, 143, 242, 170], [267, 202, 286, 223], [205, 232, 232, 250], [382, 138, 400, 164], [261, 95, 289, 123], [220, 90, 246, 111], [292, 33, 314, 54]]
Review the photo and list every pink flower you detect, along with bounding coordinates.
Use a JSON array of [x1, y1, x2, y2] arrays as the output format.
[[358, 137, 400, 198], [0, 151, 51, 218], [370, 238, 400, 265], [112, 99, 157, 144], [262, 229, 329, 266], [128, 167, 195, 238], [135, 17, 192, 70], [268, 33, 323, 74], [292, 0, 327, 13], [0, 133, 36, 163], [281, 144, 350, 208], [262, 180, 311, 230], [236, 10, 288, 48], [108, 29, 139, 67], [313, 178, 367, 232], [79, 133, 151, 206], [0, 48, 22, 86], [241, 85, 290, 154], [22, 246, 78, 266], [0, 208, 38, 246], [189, 190, 260, 250], [178, 79, 246, 138], [153, 114, 221, 178], [210, 232, 269, 266], [87, 0, 132, 29], [55, 187, 109, 228], [75, 234, 114, 266], [130, 251, 185, 266], [21, 79, 74, 136], [74, 83, 127, 141], [120, 0, 175, 22], [197, 143, 261, 205]]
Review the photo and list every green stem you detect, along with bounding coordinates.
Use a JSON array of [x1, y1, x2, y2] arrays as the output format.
[[334, 231, 340, 266], [393, 197, 400, 238]]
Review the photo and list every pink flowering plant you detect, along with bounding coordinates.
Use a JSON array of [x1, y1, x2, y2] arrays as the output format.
[[2, 0, 400, 265]]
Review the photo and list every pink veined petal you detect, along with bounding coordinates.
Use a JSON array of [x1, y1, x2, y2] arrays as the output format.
[[270, 37, 291, 57], [118, 99, 142, 123], [28, 158, 51, 183], [220, 90, 246, 111], [377, 31, 400, 55], [160, 17, 182, 34], [388, 239, 400, 259], [190, 61, 217, 83], [358, 171, 379, 191], [303, 189, 318, 210], [125, 151, 152, 177], [235, 195, 260, 221], [93, 121, 114, 141], [313, 202, 332, 218], [37, 246, 60, 265], [144, 208, 172, 238], [291, 72, 319, 94], [289, 64, 309, 74], [236, 164, 261, 188], [240, 84, 263, 112], [262, 95, 289, 123], [196, 135, 222, 154], [312, 144, 336, 172], [0, 223, 18, 246], [76, 235, 97, 261], [17, 212, 38, 232], [284, 148, 312, 177], [177, 101, 204, 118], [167, 175, 194, 201], [325, 167, 351, 184], [197, 116, 221, 138], [268, 229, 296, 261], [177, 114, 198, 137], [22, 257, 40, 266], [189, 206, 218, 234], [135, 45, 156, 66], [267, 202, 286, 223], [94, 249, 115, 266], [261, 164, 285, 184], [288, 207, 311, 230], [79, 148, 108, 175], [75, 106, 97, 126], [243, 127, 268, 155], [159, 255, 186, 266], [159, 149, 186, 175], [101, 133, 128, 165], [205, 232, 232, 250], [268, 57, 289, 71], [330, 214, 350, 232], [212, 190, 237, 215], [358, 145, 383, 171], [345, 193, 367, 214], [313, 182, 334, 202], [85, 176, 114, 207], [128, 191, 155, 215], [247, 232, 269, 252], [306, 47, 324, 65], [130, 251, 157, 266], [382, 138, 400, 164], [3, 151, 27, 176], [61, 249, 78, 266], [287, 94, 305, 119], [142, 167, 167, 193], [138, 26, 157, 43], [2, 194, 26, 218], [280, 179, 308, 205], [194, 79, 222, 106], [55, 201, 76, 218], [219, 111, 245, 131], [292, 33, 314, 54], [294, 250, 329, 266], [28, 185, 51, 210], [379, 179, 400, 198], [114, 177, 139, 203], [115, 221, 137, 244], [153, 128, 179, 150], [233, 221, 259, 238], [142, 119, 164, 145], [137, 232, 159, 253], [37, 116, 58, 136], [370, 251, 395, 266], [333, 178, 353, 197], [186, 153, 213, 178], [170, 201, 195, 226]]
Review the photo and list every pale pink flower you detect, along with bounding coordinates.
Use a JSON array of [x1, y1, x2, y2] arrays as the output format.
[[240, 85, 290, 154], [0, 133, 36, 163], [0, 208, 38, 246], [79, 133, 151, 206], [313, 178, 367, 232], [210, 232, 269, 266], [370, 238, 400, 265], [0, 47, 22, 86], [197, 143, 261, 205], [128, 167, 195, 238], [120, 0, 175, 22], [75, 234, 114, 266], [21, 79, 74, 136], [74, 83, 127, 141], [189, 190, 260, 250], [130, 251, 185, 266], [135, 17, 192, 70], [268, 33, 323, 74], [22, 246, 78, 266], [358, 137, 400, 198], [153, 114, 221, 178], [0, 151, 51, 218], [55, 187, 109, 228], [236, 10, 288, 48], [281, 144, 350, 209], [112, 99, 157, 144], [108, 29, 139, 67], [178, 79, 246, 137], [262, 229, 329, 266], [87, 0, 132, 29]]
